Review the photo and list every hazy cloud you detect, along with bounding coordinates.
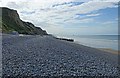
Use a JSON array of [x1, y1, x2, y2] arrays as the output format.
[[1, 0, 119, 35], [86, 13, 100, 17]]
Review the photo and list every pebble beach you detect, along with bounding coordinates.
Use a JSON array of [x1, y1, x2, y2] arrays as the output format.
[[2, 34, 119, 77]]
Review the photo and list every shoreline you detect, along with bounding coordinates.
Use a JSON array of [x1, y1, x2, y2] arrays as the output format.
[[97, 48, 119, 55], [73, 41, 119, 55], [2, 34, 119, 55], [56, 35, 119, 53]]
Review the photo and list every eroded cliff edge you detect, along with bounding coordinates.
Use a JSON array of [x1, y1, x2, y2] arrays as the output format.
[[0, 7, 47, 35]]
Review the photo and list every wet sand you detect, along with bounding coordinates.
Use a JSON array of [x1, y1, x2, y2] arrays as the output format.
[[98, 48, 119, 55]]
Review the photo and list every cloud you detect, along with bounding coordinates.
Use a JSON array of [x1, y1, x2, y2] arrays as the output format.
[[1, 0, 119, 34], [65, 18, 94, 24], [20, 11, 35, 15], [74, 13, 101, 21], [115, 18, 118, 21], [71, 2, 117, 14], [7, 2, 20, 9], [92, 0, 119, 2], [86, 13, 100, 17], [102, 21, 117, 25], [52, 2, 83, 7]]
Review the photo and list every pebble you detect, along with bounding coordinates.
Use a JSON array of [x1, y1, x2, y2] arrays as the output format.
[[2, 34, 119, 77]]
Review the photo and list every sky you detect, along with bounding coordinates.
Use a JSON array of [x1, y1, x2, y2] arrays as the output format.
[[0, 0, 119, 35]]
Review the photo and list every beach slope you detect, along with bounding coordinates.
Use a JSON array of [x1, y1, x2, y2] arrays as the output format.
[[2, 34, 119, 77]]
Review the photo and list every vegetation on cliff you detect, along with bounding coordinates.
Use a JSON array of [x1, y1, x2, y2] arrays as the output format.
[[0, 7, 47, 35]]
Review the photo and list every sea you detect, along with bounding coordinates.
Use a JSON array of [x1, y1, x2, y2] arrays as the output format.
[[55, 35, 119, 51]]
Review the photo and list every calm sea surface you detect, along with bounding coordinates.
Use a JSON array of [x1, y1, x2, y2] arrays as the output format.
[[55, 35, 119, 50]]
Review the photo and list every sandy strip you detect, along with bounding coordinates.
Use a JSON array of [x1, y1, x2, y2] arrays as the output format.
[[97, 48, 119, 55]]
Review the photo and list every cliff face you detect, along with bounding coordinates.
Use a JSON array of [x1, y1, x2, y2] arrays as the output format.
[[0, 7, 47, 35]]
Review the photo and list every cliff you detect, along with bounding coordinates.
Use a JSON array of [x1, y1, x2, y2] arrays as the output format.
[[0, 7, 47, 35]]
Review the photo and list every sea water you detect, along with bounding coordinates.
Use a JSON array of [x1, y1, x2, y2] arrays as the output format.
[[56, 35, 119, 51]]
